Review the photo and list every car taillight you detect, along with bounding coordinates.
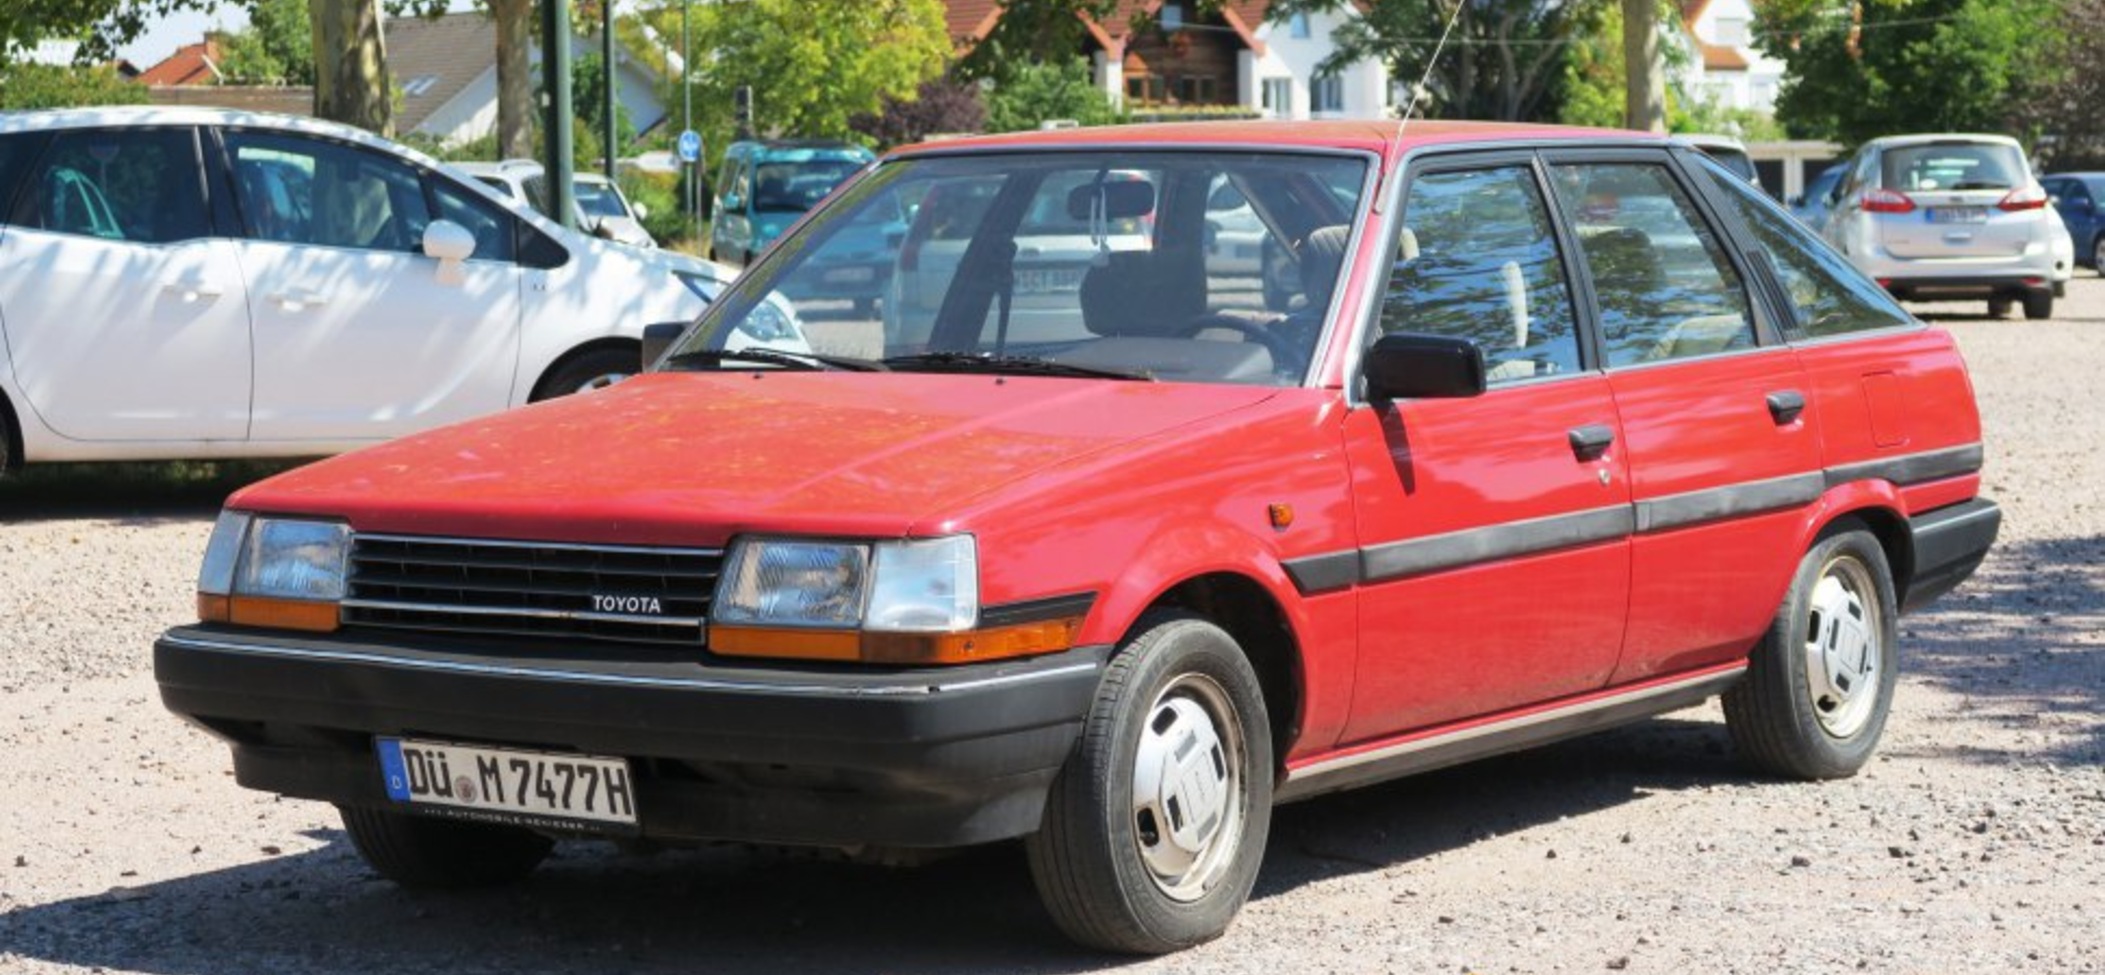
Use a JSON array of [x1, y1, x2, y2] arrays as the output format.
[[1861, 188, 1915, 214], [1997, 186, 2048, 211]]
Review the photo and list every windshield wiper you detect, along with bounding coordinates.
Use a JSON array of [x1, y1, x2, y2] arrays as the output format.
[[881, 351, 1155, 382], [663, 348, 887, 372]]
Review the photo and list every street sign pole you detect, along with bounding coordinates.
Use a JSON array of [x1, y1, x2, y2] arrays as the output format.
[[540, 0, 576, 230], [603, 0, 618, 182], [682, 0, 695, 241]]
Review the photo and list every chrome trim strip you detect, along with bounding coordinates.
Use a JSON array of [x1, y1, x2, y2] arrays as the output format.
[[339, 598, 706, 628], [160, 634, 1101, 698], [354, 533, 724, 558], [1359, 504, 1634, 584], [1634, 471, 1828, 533], [1284, 666, 1745, 785], [1824, 442, 1984, 489]]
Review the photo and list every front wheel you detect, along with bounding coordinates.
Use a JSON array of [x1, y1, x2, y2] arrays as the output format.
[[1723, 525, 1899, 780], [531, 347, 639, 402], [2023, 291, 2054, 320], [1026, 613, 1273, 954], [339, 805, 551, 888]]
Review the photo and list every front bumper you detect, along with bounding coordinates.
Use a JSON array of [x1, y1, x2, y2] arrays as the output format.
[[1903, 497, 2001, 613], [155, 625, 1106, 849]]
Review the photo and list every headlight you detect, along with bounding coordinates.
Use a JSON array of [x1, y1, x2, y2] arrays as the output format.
[[196, 512, 348, 632], [740, 299, 794, 341], [713, 540, 870, 628], [865, 537, 978, 632]]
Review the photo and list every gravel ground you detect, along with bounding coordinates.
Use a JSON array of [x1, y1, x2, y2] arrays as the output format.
[[2, 282, 2101, 974]]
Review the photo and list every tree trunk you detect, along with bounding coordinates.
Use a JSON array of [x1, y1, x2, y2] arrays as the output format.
[[309, 0, 393, 136], [1622, 0, 1665, 133], [490, 0, 533, 159]]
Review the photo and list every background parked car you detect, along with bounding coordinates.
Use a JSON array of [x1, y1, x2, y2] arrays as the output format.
[[0, 106, 784, 470], [709, 140, 875, 266], [1791, 161, 1847, 228], [1681, 133, 1760, 184], [1821, 133, 2063, 318], [2043, 172, 2105, 269], [454, 159, 657, 249]]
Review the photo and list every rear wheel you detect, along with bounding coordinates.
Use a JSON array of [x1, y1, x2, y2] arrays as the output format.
[[0, 398, 14, 474], [2092, 231, 2105, 271], [339, 805, 551, 888], [1724, 525, 1899, 780], [531, 347, 639, 402], [1026, 613, 1272, 954], [2023, 291, 2054, 320], [1987, 295, 2013, 318]]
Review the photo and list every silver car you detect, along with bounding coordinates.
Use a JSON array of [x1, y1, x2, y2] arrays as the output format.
[[1821, 134, 2065, 319]]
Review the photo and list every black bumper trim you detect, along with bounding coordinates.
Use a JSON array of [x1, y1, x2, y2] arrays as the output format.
[[156, 627, 1108, 848], [1902, 497, 2000, 613]]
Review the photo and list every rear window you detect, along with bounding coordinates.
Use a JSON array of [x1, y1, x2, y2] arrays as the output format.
[[1881, 143, 2027, 192]]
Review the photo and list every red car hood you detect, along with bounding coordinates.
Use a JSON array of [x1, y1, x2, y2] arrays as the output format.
[[233, 372, 1279, 546]]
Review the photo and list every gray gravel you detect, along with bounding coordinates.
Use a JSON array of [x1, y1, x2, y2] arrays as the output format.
[[2, 281, 2102, 974]]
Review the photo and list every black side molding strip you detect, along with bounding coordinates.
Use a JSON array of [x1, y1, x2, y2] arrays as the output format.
[[1635, 471, 1827, 533], [1826, 442, 1984, 489], [1281, 551, 1361, 595], [979, 592, 1098, 628], [1360, 505, 1634, 583]]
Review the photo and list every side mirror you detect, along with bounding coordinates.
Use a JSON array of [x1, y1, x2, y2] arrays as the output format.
[[422, 219, 475, 285], [632, 201, 650, 220], [641, 321, 687, 371], [1363, 333, 1486, 402]]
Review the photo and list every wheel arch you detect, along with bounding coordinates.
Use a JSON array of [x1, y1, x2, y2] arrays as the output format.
[[0, 386, 21, 472], [1798, 480, 1914, 600], [530, 336, 642, 401]]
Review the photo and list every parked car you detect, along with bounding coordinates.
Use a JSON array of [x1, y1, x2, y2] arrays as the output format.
[[157, 121, 1999, 955], [454, 159, 657, 249], [708, 140, 874, 266], [1681, 133, 1760, 184], [2042, 171, 2105, 268], [1821, 133, 2064, 318], [0, 107, 789, 471], [1792, 161, 1848, 228]]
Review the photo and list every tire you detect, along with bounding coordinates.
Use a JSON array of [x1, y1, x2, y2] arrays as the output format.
[[2091, 232, 2105, 271], [338, 805, 551, 889], [1987, 295, 2013, 319], [531, 347, 639, 402], [0, 397, 14, 474], [1026, 613, 1273, 954], [1723, 524, 1899, 780], [2023, 290, 2054, 320]]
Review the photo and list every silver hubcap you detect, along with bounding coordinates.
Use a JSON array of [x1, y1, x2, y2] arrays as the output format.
[[1131, 673, 1244, 902], [575, 371, 629, 394], [1802, 555, 1882, 738]]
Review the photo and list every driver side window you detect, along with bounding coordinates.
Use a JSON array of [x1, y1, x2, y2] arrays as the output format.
[[226, 131, 431, 253]]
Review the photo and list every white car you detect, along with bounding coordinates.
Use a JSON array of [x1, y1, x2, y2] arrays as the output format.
[[454, 159, 657, 249], [1821, 133, 2065, 319], [0, 107, 785, 469]]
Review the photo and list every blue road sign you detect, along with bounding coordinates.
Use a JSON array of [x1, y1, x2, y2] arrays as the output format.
[[677, 129, 702, 163]]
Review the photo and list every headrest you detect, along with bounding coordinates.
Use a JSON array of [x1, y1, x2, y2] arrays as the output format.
[[1079, 251, 1173, 336], [1299, 224, 1351, 311]]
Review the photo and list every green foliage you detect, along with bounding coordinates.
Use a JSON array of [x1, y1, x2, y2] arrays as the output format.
[[985, 58, 1122, 133], [1760, 0, 2057, 146], [1558, 0, 1627, 128], [638, 0, 949, 170], [1270, 0, 1606, 121], [953, 0, 1122, 83], [572, 51, 636, 150], [618, 168, 689, 243], [0, 61, 148, 109], [217, 0, 314, 84]]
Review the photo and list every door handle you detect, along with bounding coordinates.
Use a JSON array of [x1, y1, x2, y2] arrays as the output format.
[[162, 279, 224, 303], [1568, 423, 1615, 460], [268, 289, 327, 311], [1766, 389, 1807, 425]]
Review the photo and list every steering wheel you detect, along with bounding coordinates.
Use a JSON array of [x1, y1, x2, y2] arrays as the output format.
[[1172, 313, 1305, 374]]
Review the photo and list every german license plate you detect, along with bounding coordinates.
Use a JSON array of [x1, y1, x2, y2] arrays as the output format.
[[1928, 206, 1987, 224], [1015, 267, 1085, 294], [376, 737, 637, 828]]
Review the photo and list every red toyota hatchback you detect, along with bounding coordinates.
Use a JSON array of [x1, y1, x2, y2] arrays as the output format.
[[157, 122, 1999, 953]]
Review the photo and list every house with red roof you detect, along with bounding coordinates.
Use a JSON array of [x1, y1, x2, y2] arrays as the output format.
[[1679, 0, 1785, 113]]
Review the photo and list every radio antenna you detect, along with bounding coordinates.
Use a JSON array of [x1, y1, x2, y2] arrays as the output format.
[[1398, 0, 1468, 138]]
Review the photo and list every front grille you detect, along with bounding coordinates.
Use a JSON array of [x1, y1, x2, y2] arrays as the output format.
[[342, 534, 721, 647]]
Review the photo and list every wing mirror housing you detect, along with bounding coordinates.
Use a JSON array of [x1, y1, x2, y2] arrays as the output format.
[[422, 219, 476, 285], [1363, 334, 1486, 402], [642, 321, 687, 371]]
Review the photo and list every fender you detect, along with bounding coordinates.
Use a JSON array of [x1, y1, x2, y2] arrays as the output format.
[[1792, 478, 1911, 582]]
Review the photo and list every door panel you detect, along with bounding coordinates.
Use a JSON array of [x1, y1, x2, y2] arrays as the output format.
[[0, 126, 250, 442], [222, 130, 521, 442]]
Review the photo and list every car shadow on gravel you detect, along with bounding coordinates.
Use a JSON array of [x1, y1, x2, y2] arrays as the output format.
[[0, 460, 306, 523], [1887, 535, 2105, 769], [0, 718, 1752, 975]]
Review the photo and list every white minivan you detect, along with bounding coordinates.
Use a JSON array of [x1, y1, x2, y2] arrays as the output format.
[[0, 107, 792, 470]]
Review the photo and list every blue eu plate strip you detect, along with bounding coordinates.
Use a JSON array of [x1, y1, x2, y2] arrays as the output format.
[[375, 738, 411, 801]]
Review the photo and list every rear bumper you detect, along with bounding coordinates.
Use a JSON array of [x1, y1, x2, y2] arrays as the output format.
[[1877, 275, 2054, 299], [1903, 497, 2001, 613], [155, 625, 1106, 849]]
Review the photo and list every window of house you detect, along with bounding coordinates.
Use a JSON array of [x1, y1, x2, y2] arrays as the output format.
[[1174, 76, 1217, 104], [1312, 74, 1344, 114], [1289, 12, 1311, 38], [1160, 1, 1183, 30], [1715, 17, 1750, 46], [1262, 78, 1293, 116]]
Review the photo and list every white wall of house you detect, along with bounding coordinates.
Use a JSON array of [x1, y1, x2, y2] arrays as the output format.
[[414, 35, 667, 148], [1685, 0, 1786, 113], [1245, 7, 1391, 120]]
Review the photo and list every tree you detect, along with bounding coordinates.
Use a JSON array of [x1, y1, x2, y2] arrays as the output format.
[[572, 51, 634, 151], [985, 57, 1121, 132], [2020, 0, 2105, 167], [852, 76, 988, 148], [487, 0, 533, 160], [1760, 0, 2057, 146], [0, 62, 149, 109], [1270, 0, 1607, 122], [308, 0, 393, 134], [1621, 0, 1663, 131], [953, 0, 1121, 83], [219, 0, 315, 84]]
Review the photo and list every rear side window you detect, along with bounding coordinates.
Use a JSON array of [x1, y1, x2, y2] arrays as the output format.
[[1381, 165, 1583, 384], [0, 132, 53, 224], [1550, 162, 1754, 367], [14, 128, 210, 244], [1881, 142, 2026, 192], [1704, 161, 1913, 340]]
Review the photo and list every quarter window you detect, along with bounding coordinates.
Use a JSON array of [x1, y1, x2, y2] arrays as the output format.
[[1379, 166, 1583, 384], [1549, 162, 1754, 367], [15, 128, 210, 244], [226, 132, 432, 253], [1702, 159, 1912, 339]]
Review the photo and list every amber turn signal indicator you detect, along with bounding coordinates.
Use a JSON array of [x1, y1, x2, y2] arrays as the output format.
[[710, 617, 1084, 666], [203, 594, 340, 633], [1268, 503, 1295, 529]]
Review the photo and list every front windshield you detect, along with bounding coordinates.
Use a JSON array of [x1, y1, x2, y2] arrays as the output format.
[[674, 150, 1371, 386], [752, 159, 865, 213], [574, 179, 629, 218]]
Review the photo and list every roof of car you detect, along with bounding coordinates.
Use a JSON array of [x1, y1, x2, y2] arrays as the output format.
[[890, 119, 1652, 160], [0, 105, 443, 168], [1861, 133, 2024, 149]]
